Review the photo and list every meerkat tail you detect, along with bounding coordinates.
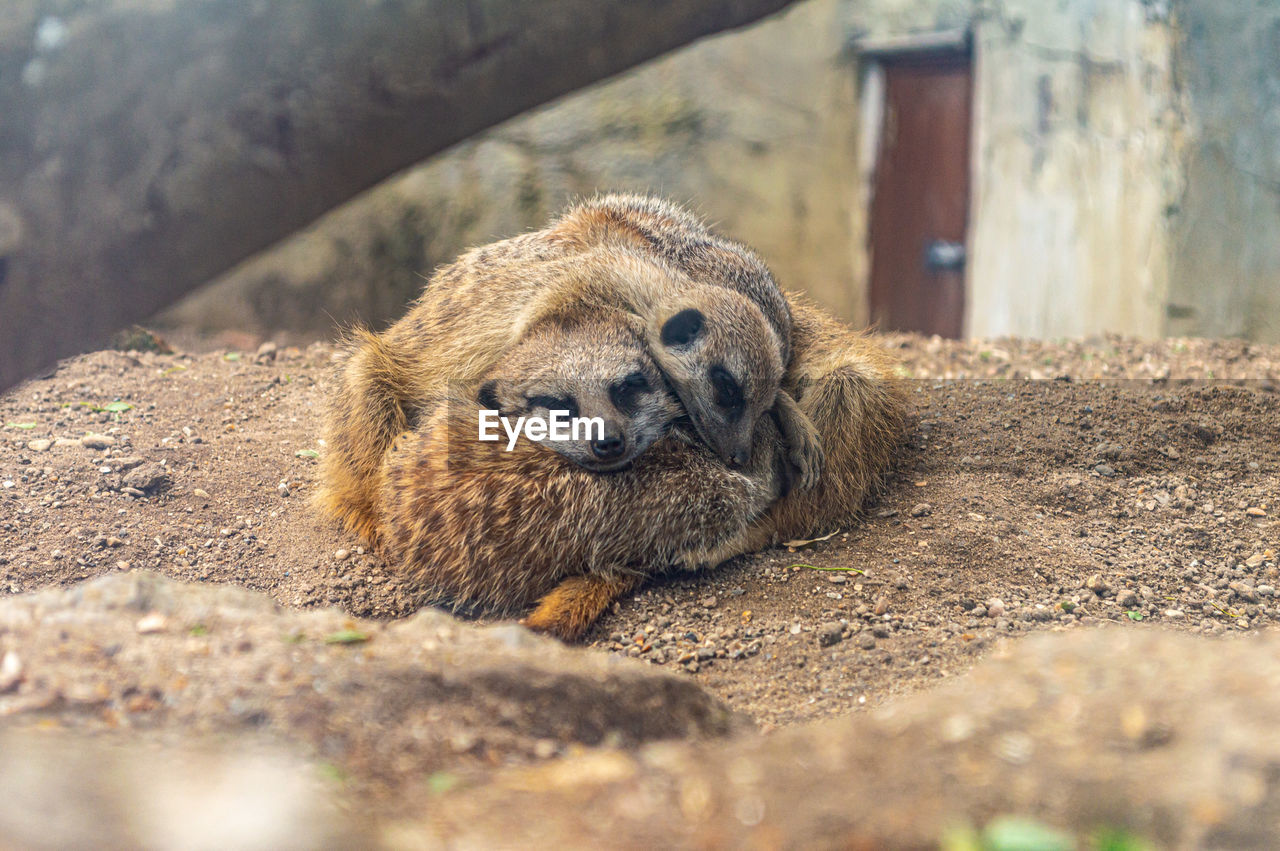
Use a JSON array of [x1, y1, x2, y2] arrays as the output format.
[[316, 326, 418, 545], [521, 573, 643, 640]]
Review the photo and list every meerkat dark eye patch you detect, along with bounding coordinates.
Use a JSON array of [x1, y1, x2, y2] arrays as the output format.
[[477, 380, 500, 411], [527, 395, 579, 419], [622, 371, 650, 388], [609, 371, 651, 412], [660, 308, 705, 347], [709, 364, 744, 412]]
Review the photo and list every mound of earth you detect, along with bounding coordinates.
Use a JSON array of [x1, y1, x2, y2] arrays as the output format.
[[413, 627, 1280, 848], [0, 570, 737, 835], [0, 332, 1277, 837]]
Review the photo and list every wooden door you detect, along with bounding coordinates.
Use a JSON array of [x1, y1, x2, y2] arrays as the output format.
[[868, 52, 972, 338]]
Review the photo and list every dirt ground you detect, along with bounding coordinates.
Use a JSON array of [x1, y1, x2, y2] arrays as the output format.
[[1, 331, 1277, 738]]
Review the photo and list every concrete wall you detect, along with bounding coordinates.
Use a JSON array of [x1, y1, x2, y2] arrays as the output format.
[[1166, 0, 1280, 343], [965, 0, 1186, 339]]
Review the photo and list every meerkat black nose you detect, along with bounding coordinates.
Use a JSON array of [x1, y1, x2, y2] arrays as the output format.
[[592, 435, 626, 460], [728, 449, 749, 468]]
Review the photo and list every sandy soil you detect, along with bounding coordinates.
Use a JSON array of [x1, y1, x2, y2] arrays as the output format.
[[1, 332, 1277, 735]]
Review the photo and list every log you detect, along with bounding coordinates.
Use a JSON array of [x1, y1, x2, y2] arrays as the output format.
[[0, 0, 799, 391]]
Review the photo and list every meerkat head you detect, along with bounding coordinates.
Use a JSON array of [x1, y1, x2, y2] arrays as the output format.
[[649, 288, 784, 470], [477, 311, 681, 472]]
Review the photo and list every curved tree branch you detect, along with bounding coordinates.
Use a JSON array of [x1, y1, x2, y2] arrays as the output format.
[[0, 0, 798, 390]]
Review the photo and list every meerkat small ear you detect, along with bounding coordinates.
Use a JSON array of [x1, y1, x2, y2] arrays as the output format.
[[660, 308, 705, 347], [477, 380, 500, 412]]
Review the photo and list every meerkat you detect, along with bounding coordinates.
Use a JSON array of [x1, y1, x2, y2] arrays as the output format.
[[318, 195, 823, 543], [708, 295, 906, 557], [378, 295, 904, 639], [317, 245, 693, 544]]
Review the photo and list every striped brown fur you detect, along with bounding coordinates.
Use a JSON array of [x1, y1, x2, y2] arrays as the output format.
[[377, 296, 904, 639]]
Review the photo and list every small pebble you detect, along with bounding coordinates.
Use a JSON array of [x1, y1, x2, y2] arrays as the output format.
[[1086, 574, 1109, 594], [277, 480, 291, 498], [909, 503, 932, 518], [1116, 589, 1139, 608], [1230, 582, 1259, 603], [122, 463, 168, 493], [986, 599, 1006, 618], [192, 488, 211, 499], [1094, 463, 1116, 477], [1246, 507, 1267, 517], [857, 633, 876, 650], [81, 434, 115, 450], [873, 597, 890, 616], [334, 549, 351, 562], [700, 596, 717, 609], [827, 573, 847, 585], [817, 622, 844, 647], [27, 439, 51, 452]]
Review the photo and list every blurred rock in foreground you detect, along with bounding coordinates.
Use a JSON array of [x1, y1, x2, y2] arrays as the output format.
[[402, 628, 1280, 848], [0, 571, 742, 822], [0, 731, 360, 851]]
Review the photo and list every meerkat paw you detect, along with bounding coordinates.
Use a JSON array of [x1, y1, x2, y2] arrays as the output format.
[[789, 429, 824, 492], [774, 390, 824, 490], [521, 574, 640, 641]]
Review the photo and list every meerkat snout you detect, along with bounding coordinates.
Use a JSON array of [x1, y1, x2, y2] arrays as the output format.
[[591, 432, 626, 461]]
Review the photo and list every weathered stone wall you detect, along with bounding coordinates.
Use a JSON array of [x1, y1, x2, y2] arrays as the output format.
[[965, 0, 1187, 340], [160, 0, 867, 340], [1166, 0, 1280, 343]]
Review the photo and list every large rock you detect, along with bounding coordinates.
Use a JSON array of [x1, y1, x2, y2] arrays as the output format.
[[404, 628, 1280, 848], [0, 572, 743, 817]]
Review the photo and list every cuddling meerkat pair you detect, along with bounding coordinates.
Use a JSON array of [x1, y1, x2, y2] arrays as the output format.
[[318, 194, 905, 639]]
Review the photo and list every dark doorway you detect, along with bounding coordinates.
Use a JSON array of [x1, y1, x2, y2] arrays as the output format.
[[867, 50, 972, 338]]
